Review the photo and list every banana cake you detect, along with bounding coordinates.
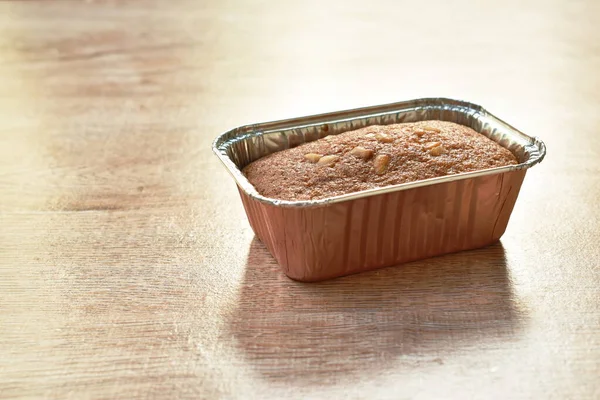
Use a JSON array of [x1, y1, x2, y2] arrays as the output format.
[[243, 120, 518, 201]]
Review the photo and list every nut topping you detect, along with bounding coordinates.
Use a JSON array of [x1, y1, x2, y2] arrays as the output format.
[[349, 146, 374, 160], [304, 153, 323, 163], [317, 154, 340, 167], [425, 141, 442, 150], [375, 132, 394, 143], [424, 141, 446, 156], [429, 144, 446, 156], [422, 125, 441, 133], [373, 154, 391, 175]]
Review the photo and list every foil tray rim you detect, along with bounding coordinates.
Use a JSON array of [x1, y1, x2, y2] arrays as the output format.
[[212, 97, 546, 208]]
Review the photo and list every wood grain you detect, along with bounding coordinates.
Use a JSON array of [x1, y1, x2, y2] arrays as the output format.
[[0, 0, 599, 399]]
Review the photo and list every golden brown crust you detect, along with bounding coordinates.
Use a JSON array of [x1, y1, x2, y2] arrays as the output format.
[[243, 121, 518, 201]]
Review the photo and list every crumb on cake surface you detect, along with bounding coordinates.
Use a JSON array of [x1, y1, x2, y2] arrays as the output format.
[[243, 121, 518, 201]]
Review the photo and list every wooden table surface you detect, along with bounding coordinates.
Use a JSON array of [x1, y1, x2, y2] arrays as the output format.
[[1, 1, 599, 399]]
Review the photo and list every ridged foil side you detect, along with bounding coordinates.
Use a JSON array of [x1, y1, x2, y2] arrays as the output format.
[[239, 170, 525, 281], [213, 98, 545, 281]]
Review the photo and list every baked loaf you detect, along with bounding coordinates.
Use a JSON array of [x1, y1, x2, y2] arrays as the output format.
[[243, 121, 518, 201]]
